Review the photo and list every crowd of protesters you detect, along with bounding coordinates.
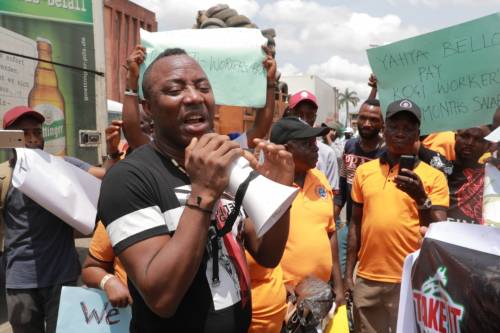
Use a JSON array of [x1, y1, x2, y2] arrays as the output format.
[[0, 40, 499, 333]]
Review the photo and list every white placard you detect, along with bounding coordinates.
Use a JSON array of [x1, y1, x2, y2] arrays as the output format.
[[485, 126, 500, 143], [484, 163, 500, 227], [140, 28, 267, 107], [12, 148, 100, 234], [396, 250, 420, 333]]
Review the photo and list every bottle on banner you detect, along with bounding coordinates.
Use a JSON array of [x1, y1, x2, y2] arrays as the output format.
[[28, 37, 66, 155]]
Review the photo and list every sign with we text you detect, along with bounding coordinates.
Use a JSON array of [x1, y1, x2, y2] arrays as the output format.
[[56, 286, 131, 333]]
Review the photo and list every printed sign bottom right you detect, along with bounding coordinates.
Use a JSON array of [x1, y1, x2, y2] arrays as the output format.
[[411, 238, 500, 333]]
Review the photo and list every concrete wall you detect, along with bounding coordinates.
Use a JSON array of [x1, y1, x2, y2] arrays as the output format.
[[282, 75, 339, 125]]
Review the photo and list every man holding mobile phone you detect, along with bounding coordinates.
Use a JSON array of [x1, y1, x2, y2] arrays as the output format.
[[344, 99, 449, 333]]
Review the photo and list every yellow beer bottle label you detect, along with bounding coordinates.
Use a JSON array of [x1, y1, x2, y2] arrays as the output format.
[[35, 103, 65, 154]]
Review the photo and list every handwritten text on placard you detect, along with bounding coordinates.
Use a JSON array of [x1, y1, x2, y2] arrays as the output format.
[[367, 13, 500, 134], [139, 28, 267, 108]]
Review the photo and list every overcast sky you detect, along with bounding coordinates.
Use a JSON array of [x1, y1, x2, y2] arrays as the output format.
[[131, 0, 500, 103]]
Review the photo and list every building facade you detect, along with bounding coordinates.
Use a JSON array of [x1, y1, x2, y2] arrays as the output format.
[[282, 75, 340, 125], [103, 0, 157, 103]]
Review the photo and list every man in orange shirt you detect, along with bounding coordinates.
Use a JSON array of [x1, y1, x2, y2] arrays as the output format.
[[421, 131, 456, 161], [270, 117, 344, 307], [345, 99, 449, 333]]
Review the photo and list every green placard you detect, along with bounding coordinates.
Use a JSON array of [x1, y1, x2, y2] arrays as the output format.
[[140, 28, 267, 108], [0, 0, 93, 24], [367, 13, 500, 134]]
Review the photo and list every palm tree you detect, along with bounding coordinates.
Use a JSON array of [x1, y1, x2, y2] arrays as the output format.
[[338, 88, 360, 127]]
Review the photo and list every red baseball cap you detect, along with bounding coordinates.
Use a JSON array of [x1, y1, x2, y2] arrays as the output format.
[[288, 90, 318, 109], [3, 106, 45, 129]]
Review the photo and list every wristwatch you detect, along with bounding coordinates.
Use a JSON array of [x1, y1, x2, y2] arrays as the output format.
[[417, 197, 432, 210]]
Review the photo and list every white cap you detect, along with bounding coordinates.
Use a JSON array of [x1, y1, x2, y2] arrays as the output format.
[[345, 127, 354, 134]]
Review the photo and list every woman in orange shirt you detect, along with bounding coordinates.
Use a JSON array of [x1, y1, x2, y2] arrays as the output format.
[[245, 251, 287, 333], [81, 222, 132, 308]]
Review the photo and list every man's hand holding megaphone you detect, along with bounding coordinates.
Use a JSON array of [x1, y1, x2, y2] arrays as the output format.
[[183, 134, 295, 213], [184, 133, 244, 209], [244, 138, 295, 187], [183, 133, 297, 270]]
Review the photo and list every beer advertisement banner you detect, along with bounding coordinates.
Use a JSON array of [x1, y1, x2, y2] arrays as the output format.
[[397, 222, 500, 333], [0, 0, 98, 162]]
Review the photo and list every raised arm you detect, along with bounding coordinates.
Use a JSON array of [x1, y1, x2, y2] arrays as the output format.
[[86, 120, 123, 179], [122, 45, 151, 149], [368, 74, 377, 100], [245, 46, 277, 148]]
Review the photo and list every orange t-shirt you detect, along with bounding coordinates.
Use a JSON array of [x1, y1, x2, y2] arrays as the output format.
[[245, 252, 286, 333], [281, 168, 335, 287], [422, 131, 491, 163], [351, 159, 449, 283], [88, 222, 127, 285], [422, 131, 456, 161]]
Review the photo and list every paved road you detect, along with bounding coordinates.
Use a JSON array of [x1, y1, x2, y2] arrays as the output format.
[[0, 322, 11, 333]]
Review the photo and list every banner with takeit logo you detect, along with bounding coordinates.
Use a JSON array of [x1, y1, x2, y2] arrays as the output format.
[[397, 222, 500, 333]]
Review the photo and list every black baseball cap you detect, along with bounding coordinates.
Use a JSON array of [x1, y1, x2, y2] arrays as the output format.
[[270, 117, 329, 144], [386, 99, 421, 124]]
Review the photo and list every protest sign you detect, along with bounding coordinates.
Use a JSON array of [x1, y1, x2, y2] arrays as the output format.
[[367, 13, 500, 134], [12, 148, 100, 234], [484, 163, 500, 227], [396, 250, 420, 333], [139, 28, 267, 108], [485, 126, 500, 142], [56, 286, 131, 333], [397, 222, 500, 333]]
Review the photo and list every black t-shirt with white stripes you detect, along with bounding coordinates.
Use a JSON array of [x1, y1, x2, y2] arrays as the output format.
[[98, 144, 251, 333]]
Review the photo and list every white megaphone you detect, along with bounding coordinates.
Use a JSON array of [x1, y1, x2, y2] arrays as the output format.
[[226, 157, 298, 237]]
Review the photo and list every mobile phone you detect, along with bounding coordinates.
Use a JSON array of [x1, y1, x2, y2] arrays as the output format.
[[399, 155, 416, 174], [0, 130, 25, 148]]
